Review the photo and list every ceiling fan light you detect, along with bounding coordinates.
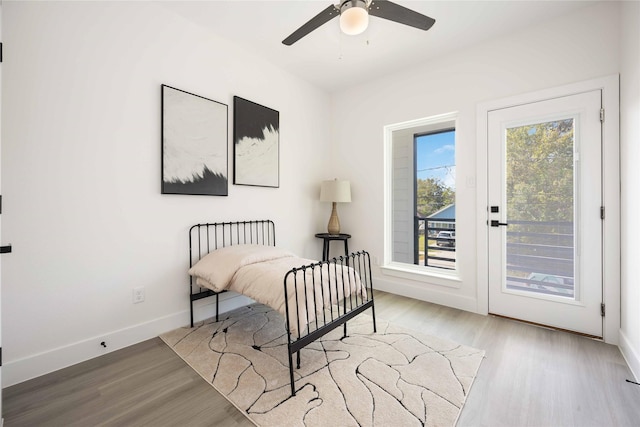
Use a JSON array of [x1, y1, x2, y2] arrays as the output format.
[[339, 2, 369, 35]]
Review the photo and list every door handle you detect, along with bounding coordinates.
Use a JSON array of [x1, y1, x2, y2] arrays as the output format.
[[0, 245, 12, 254], [490, 220, 508, 227]]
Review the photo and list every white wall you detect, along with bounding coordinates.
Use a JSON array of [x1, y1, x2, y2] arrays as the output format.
[[330, 2, 621, 312], [1, 1, 331, 386], [619, 0, 640, 380]]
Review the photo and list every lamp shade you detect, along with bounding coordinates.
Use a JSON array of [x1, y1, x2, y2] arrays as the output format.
[[320, 180, 351, 203]]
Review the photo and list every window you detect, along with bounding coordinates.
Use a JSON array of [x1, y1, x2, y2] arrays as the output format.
[[414, 129, 456, 270], [384, 112, 458, 279]]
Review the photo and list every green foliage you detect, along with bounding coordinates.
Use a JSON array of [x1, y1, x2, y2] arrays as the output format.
[[506, 119, 574, 223], [416, 177, 454, 217]]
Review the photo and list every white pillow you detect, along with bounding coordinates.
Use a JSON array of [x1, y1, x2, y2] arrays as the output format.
[[188, 244, 294, 292]]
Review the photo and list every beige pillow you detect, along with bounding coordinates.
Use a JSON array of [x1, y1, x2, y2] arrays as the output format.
[[188, 244, 294, 292]]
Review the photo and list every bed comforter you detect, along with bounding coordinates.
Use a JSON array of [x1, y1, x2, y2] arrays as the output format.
[[188, 244, 366, 336]]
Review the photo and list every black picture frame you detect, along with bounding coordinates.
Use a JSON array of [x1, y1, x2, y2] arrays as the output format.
[[233, 96, 280, 188], [161, 84, 228, 196]]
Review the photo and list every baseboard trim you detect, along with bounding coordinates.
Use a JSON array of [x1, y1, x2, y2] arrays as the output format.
[[3, 281, 479, 388], [373, 274, 478, 313], [619, 329, 640, 382], [2, 293, 253, 388]]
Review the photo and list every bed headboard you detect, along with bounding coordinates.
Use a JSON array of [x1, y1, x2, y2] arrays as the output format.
[[188, 220, 276, 268]]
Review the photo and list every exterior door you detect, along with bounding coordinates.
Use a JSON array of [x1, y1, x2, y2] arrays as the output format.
[[487, 90, 603, 337]]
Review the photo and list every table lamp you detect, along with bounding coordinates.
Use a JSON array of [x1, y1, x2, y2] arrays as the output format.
[[320, 179, 351, 234]]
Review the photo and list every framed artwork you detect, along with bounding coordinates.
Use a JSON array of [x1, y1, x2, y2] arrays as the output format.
[[161, 84, 228, 196], [233, 96, 279, 188]]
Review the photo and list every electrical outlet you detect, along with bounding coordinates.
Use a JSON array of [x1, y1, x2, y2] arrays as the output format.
[[133, 286, 145, 304]]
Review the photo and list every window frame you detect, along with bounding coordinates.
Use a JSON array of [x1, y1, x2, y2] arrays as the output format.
[[413, 127, 456, 269], [383, 112, 461, 287]]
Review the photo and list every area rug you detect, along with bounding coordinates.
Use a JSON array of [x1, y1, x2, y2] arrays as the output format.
[[160, 304, 484, 427]]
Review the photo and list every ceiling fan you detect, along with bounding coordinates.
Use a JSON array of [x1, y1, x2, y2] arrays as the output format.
[[282, 0, 436, 46]]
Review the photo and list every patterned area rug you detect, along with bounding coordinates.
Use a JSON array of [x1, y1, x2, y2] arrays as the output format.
[[160, 304, 484, 427]]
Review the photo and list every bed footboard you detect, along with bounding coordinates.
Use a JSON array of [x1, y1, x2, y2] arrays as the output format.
[[283, 251, 376, 396]]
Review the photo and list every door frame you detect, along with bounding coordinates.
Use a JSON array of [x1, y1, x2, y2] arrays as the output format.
[[476, 75, 620, 344], [1, 0, 4, 419]]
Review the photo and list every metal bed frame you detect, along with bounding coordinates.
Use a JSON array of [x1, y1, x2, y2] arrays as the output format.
[[188, 220, 377, 396]]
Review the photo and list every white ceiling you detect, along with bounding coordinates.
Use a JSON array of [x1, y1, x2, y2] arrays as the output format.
[[158, 0, 600, 93]]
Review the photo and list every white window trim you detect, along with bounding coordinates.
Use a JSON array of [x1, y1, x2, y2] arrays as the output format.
[[383, 111, 459, 286], [380, 262, 462, 288]]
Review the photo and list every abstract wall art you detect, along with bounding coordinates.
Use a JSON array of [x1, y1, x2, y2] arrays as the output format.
[[233, 96, 279, 188], [161, 84, 228, 196]]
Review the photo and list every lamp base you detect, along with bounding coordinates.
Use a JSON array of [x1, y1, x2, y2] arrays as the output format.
[[327, 202, 341, 235]]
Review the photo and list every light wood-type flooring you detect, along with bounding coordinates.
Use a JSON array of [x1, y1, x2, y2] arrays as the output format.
[[4, 290, 640, 426]]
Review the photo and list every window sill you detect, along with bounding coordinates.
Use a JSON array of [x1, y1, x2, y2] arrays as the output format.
[[380, 262, 462, 289]]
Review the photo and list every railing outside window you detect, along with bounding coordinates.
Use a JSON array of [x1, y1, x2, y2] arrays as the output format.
[[505, 220, 575, 298], [414, 217, 456, 269], [412, 217, 575, 295]]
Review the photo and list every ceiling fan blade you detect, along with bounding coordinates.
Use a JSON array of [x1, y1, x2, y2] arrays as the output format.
[[282, 4, 340, 46], [368, 0, 435, 31]]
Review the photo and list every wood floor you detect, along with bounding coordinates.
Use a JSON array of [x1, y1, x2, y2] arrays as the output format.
[[4, 290, 640, 426]]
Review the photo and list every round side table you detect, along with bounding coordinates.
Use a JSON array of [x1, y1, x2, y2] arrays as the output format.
[[315, 233, 351, 261]]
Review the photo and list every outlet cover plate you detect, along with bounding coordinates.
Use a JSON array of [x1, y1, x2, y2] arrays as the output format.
[[133, 287, 145, 304]]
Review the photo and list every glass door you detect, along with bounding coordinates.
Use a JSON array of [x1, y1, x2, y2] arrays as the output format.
[[487, 90, 603, 337]]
